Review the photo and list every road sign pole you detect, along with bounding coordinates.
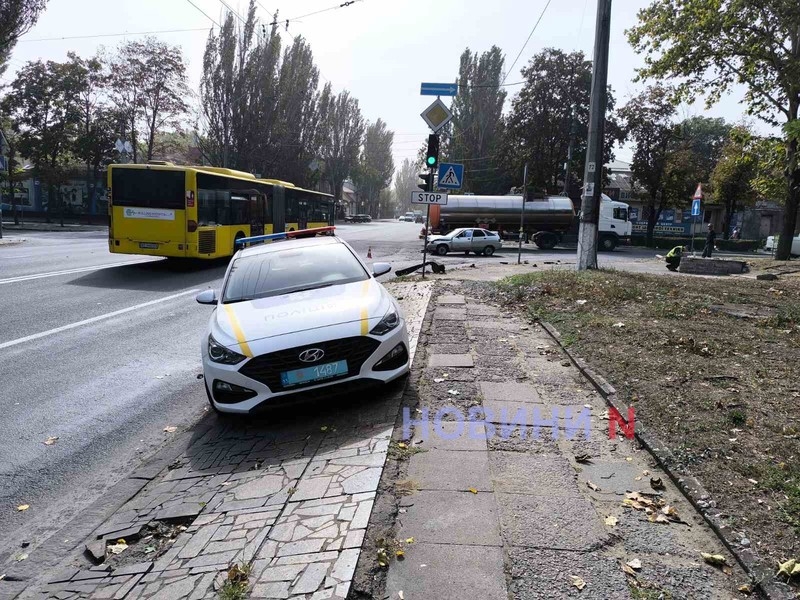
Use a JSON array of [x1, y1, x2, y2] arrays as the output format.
[[518, 163, 528, 265], [421, 168, 434, 279]]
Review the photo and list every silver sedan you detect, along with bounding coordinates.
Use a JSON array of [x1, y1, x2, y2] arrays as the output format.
[[426, 228, 503, 256]]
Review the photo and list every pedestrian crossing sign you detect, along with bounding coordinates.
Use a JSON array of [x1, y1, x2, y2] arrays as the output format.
[[437, 163, 464, 190]]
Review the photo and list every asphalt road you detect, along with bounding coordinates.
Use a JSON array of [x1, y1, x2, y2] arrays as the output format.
[[0, 221, 682, 564]]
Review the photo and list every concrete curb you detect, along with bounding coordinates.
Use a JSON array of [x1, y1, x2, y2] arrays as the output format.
[[539, 320, 796, 600]]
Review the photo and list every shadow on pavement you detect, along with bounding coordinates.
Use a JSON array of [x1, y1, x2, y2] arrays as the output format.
[[67, 258, 230, 292]]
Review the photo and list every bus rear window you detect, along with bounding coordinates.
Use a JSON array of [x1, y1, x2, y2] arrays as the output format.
[[112, 169, 185, 209]]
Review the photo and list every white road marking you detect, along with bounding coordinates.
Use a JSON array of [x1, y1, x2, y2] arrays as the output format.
[[0, 288, 201, 350], [0, 259, 160, 285]]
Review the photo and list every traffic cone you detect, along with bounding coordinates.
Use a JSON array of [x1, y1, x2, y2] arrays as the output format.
[[367, 247, 372, 259]]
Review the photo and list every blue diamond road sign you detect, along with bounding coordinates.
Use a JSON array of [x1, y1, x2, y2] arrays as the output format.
[[420, 82, 458, 96], [437, 163, 464, 190]]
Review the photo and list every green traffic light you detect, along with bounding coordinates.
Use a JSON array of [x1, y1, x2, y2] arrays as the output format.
[[427, 156, 435, 165]]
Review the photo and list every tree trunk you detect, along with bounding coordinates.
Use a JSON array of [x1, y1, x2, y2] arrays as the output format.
[[8, 150, 18, 225], [776, 133, 799, 260], [645, 194, 658, 247], [723, 198, 736, 241]]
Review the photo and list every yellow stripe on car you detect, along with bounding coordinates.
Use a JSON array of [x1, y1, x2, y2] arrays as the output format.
[[360, 280, 371, 335], [224, 305, 254, 358]]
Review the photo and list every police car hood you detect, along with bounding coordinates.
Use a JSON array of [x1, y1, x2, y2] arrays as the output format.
[[213, 278, 391, 343]]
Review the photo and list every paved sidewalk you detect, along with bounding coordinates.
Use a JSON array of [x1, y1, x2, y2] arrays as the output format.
[[381, 281, 749, 599], [9, 281, 431, 600]]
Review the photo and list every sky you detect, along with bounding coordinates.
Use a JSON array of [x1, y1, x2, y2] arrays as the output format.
[[3, 0, 772, 173]]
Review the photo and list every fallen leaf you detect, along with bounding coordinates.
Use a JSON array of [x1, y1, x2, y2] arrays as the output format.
[[569, 575, 586, 590], [395, 550, 405, 559], [776, 558, 796, 577], [399, 592, 405, 600], [791, 563, 800, 577], [433, 378, 445, 383], [576, 299, 588, 305], [648, 513, 670, 524], [612, 322, 625, 328], [722, 565, 733, 575], [144, 546, 156, 554], [574, 453, 592, 464], [397, 442, 408, 449], [747, 478, 758, 485], [16, 504, 29, 512], [701, 552, 727, 567], [15, 553, 28, 562], [108, 542, 128, 555], [642, 470, 650, 476], [447, 389, 460, 396], [163, 426, 177, 433], [587, 481, 600, 491], [43, 436, 59, 446], [621, 563, 636, 576], [650, 477, 665, 490], [468, 488, 478, 494], [737, 584, 752, 595], [625, 457, 633, 462], [320, 426, 328, 432], [604, 515, 618, 527], [626, 558, 642, 570], [405, 537, 414, 544]]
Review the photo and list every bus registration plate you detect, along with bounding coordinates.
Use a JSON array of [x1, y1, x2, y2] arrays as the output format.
[[139, 242, 159, 249], [281, 360, 348, 387]]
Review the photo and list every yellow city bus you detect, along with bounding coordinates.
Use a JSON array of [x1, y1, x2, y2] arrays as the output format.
[[108, 163, 333, 259]]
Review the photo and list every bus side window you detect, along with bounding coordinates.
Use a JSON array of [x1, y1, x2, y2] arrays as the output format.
[[216, 192, 232, 225], [198, 189, 216, 226], [231, 195, 250, 225]]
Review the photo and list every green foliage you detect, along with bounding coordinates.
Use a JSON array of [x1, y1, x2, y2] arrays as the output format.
[[500, 48, 622, 196], [0, 0, 48, 77], [353, 119, 394, 217]]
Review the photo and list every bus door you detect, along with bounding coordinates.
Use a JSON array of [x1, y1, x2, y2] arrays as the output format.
[[249, 192, 265, 236], [273, 186, 286, 232], [297, 197, 309, 230]]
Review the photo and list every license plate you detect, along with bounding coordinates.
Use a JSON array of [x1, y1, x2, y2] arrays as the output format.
[[281, 360, 348, 387], [139, 242, 159, 249]]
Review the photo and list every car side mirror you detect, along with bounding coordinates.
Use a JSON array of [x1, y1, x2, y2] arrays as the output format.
[[372, 262, 392, 277], [196, 289, 218, 305]]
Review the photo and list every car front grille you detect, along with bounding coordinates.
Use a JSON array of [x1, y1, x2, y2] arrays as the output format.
[[239, 336, 381, 391]]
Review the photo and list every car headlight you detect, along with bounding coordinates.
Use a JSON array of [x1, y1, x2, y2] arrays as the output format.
[[370, 307, 400, 336], [207, 334, 246, 364]]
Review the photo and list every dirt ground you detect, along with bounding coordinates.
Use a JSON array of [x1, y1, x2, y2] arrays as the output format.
[[468, 269, 800, 590]]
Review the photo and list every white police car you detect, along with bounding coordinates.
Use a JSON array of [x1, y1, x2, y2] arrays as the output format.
[[196, 230, 410, 413]]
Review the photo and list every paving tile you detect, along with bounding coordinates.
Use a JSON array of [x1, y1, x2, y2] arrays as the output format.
[[408, 449, 492, 491], [386, 542, 507, 600], [434, 308, 467, 321], [340, 467, 381, 494], [489, 452, 581, 496], [397, 491, 501, 546], [154, 503, 202, 521], [410, 421, 488, 451], [177, 524, 219, 560], [231, 475, 288, 500], [330, 548, 359, 582], [291, 562, 329, 594], [291, 476, 333, 502], [342, 529, 365, 550], [574, 460, 646, 497], [149, 574, 201, 600], [437, 294, 466, 305], [428, 354, 474, 368], [479, 382, 540, 403], [258, 563, 306, 582], [496, 493, 608, 551], [276, 538, 326, 557], [251, 580, 290, 598]]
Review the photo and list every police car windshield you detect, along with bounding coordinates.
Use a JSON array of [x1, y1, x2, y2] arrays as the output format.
[[223, 243, 369, 303]]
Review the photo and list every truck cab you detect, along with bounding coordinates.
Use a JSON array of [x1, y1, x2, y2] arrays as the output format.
[[597, 198, 632, 251]]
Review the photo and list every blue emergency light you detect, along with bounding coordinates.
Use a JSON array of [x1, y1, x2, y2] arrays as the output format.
[[235, 226, 336, 248]]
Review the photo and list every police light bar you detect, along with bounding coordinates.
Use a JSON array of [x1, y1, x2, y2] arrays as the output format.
[[235, 226, 336, 248]]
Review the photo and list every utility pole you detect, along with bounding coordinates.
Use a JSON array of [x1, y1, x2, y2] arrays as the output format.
[[576, 0, 612, 271]]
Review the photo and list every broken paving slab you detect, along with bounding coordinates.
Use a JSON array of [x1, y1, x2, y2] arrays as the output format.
[[489, 452, 582, 497], [387, 542, 507, 600], [496, 493, 608, 551], [480, 381, 541, 403], [573, 459, 648, 497], [411, 421, 489, 451]]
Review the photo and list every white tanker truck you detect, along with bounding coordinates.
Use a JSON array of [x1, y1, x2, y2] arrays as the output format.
[[427, 194, 631, 251]]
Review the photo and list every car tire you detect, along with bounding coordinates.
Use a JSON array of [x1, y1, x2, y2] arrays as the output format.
[[483, 245, 495, 256], [599, 235, 618, 251], [436, 244, 448, 256]]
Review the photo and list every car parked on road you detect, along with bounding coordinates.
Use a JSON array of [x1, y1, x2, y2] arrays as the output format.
[[765, 234, 800, 256], [196, 233, 410, 413], [425, 227, 502, 256]]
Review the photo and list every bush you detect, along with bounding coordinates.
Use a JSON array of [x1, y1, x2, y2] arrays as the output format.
[[629, 236, 762, 252]]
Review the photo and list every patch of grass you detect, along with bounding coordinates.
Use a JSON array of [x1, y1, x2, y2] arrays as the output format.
[[765, 303, 800, 328], [727, 409, 747, 427], [218, 564, 251, 600], [759, 465, 800, 531], [388, 441, 426, 460]]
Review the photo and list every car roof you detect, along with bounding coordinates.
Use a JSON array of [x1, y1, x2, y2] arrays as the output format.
[[237, 234, 343, 258]]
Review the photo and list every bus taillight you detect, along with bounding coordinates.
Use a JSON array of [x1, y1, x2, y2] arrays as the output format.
[[188, 220, 198, 232]]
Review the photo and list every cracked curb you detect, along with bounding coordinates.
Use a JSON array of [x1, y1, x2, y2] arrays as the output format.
[[539, 320, 797, 600]]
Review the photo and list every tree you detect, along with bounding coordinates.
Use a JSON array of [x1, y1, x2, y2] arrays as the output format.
[[353, 119, 394, 217], [445, 46, 507, 194], [628, 0, 800, 260], [320, 90, 364, 205], [0, 0, 48, 77], [0, 115, 22, 224], [619, 85, 679, 246], [2, 59, 82, 224], [500, 48, 622, 197], [711, 126, 759, 239], [392, 158, 419, 214], [109, 37, 189, 163]]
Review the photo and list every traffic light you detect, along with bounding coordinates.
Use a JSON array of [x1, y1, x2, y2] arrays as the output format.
[[425, 134, 439, 169], [418, 172, 433, 192]]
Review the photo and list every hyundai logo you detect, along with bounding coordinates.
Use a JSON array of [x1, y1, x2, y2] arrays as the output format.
[[299, 348, 325, 363]]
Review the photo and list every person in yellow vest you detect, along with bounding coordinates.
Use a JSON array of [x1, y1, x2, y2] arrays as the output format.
[[665, 245, 687, 271]]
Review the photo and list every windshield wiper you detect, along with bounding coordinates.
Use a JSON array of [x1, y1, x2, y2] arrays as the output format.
[[285, 283, 333, 295]]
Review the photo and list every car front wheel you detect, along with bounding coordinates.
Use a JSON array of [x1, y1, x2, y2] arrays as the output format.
[[436, 244, 448, 256]]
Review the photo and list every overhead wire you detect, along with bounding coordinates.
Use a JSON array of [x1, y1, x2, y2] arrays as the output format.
[[502, 0, 553, 84], [186, 0, 221, 28], [17, 28, 210, 42]]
